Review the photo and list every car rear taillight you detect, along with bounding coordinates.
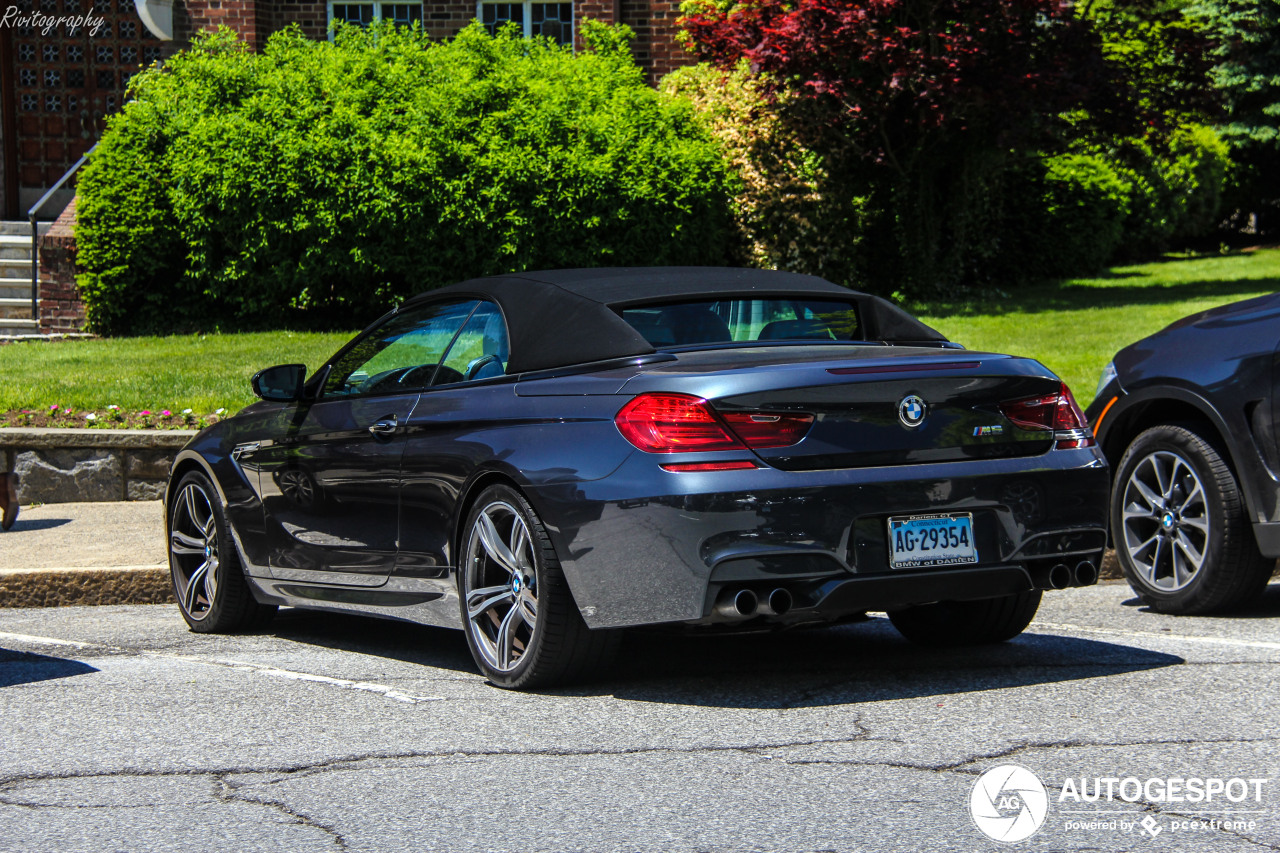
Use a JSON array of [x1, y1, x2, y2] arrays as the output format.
[[998, 382, 1095, 449], [720, 412, 815, 448], [616, 394, 745, 452], [616, 393, 813, 453]]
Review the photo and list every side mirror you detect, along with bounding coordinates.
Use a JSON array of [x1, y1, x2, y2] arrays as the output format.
[[252, 364, 307, 402]]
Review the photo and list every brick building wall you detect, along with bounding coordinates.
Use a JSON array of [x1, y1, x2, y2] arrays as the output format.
[[173, 0, 692, 78], [37, 198, 83, 335]]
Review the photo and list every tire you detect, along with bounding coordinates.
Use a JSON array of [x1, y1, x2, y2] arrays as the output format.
[[888, 590, 1042, 646], [168, 470, 277, 633], [1112, 424, 1272, 614], [458, 484, 617, 689]]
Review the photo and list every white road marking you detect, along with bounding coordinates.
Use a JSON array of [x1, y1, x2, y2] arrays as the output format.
[[0, 630, 443, 703], [1034, 621, 1280, 652], [0, 631, 99, 649]]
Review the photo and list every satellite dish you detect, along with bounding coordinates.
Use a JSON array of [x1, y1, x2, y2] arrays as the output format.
[[133, 0, 173, 41]]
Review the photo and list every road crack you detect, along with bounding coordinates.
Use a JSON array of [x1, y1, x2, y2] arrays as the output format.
[[216, 776, 349, 851]]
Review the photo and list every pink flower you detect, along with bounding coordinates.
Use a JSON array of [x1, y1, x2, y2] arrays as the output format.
[[139, 410, 151, 416], [50, 404, 58, 411], [161, 410, 172, 416]]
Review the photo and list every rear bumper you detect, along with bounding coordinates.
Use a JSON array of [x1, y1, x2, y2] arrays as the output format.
[[528, 447, 1110, 628]]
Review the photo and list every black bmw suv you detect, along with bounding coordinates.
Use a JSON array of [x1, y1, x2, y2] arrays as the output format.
[[1087, 293, 1280, 614]]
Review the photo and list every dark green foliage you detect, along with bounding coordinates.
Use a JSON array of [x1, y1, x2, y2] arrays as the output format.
[[992, 125, 1230, 278], [995, 155, 1131, 279], [1191, 0, 1280, 230], [76, 23, 735, 335]]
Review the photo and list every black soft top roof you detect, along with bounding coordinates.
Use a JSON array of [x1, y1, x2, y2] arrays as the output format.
[[410, 267, 946, 374]]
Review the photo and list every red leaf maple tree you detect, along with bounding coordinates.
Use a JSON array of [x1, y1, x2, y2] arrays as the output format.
[[681, 0, 1107, 171]]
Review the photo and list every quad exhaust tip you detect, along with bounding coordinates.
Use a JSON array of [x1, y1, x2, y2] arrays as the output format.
[[1049, 563, 1072, 590], [714, 587, 794, 619], [759, 588, 793, 617], [1074, 560, 1098, 587], [715, 588, 759, 619]]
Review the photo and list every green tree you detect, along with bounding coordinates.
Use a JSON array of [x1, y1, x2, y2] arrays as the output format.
[[1192, 0, 1280, 231]]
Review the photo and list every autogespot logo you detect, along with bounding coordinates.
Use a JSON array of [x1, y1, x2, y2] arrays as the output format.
[[970, 764, 1050, 843]]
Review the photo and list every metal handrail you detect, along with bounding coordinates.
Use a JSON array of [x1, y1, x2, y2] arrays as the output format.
[[26, 143, 96, 324]]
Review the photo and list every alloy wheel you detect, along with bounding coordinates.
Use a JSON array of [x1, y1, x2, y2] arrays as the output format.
[[463, 500, 539, 673], [1119, 450, 1210, 592], [169, 481, 221, 620]]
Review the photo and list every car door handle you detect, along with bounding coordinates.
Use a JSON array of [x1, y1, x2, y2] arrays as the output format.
[[369, 415, 399, 437]]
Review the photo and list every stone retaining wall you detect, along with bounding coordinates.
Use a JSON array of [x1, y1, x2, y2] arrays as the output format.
[[0, 428, 196, 503]]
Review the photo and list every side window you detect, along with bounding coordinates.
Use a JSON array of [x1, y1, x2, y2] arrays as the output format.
[[322, 300, 479, 398], [434, 302, 510, 385]]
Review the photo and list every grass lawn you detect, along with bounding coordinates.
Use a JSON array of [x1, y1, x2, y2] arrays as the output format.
[[1, 247, 1276, 425], [0, 331, 353, 425], [911, 247, 1280, 407]]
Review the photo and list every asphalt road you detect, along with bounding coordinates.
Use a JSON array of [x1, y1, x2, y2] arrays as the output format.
[[2, 582, 1279, 853]]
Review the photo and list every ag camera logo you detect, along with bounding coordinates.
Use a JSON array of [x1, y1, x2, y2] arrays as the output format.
[[970, 764, 1050, 843]]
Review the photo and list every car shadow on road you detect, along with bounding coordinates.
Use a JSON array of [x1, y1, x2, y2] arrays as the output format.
[[1120, 580, 1280, 618], [267, 609, 1183, 709], [592, 617, 1185, 708], [0, 648, 98, 687], [1, 517, 71, 533]]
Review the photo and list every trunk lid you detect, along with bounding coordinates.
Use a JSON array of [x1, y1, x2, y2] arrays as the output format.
[[619, 345, 1063, 470]]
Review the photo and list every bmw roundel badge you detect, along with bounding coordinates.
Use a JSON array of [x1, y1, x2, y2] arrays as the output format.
[[898, 394, 927, 428]]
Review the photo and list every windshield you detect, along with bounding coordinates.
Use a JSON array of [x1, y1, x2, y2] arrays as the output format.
[[619, 299, 862, 348]]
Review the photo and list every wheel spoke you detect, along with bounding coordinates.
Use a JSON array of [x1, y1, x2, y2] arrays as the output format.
[[1180, 515, 1209, 533], [1151, 455, 1171, 499], [183, 485, 200, 528], [519, 589, 537, 623], [1128, 477, 1163, 513], [1151, 536, 1168, 583], [1126, 531, 1158, 561], [467, 585, 513, 621], [509, 522, 529, 571], [183, 560, 209, 613], [1173, 530, 1205, 572], [170, 530, 204, 556], [495, 603, 523, 669], [476, 510, 520, 575], [1122, 505, 1157, 523]]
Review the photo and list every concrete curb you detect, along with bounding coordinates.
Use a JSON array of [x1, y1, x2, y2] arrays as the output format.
[[0, 566, 173, 608]]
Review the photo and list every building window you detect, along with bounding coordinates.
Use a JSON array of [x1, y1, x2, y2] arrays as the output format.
[[479, 1, 572, 45], [328, 1, 423, 30]]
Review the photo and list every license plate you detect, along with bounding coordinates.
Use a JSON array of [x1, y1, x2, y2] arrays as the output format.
[[887, 513, 977, 569]]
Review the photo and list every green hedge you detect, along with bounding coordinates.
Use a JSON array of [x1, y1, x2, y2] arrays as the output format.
[[76, 23, 736, 335], [990, 124, 1230, 279]]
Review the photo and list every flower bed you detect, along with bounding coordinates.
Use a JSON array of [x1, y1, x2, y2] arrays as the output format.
[[0, 405, 227, 430]]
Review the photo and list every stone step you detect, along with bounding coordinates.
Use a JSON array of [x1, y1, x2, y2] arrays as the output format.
[[0, 279, 32, 300], [0, 236, 34, 263], [0, 261, 32, 279], [0, 298, 33, 320], [0, 318, 38, 336], [0, 221, 52, 237]]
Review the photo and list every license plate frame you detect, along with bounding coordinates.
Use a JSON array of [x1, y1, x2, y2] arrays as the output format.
[[887, 512, 978, 570]]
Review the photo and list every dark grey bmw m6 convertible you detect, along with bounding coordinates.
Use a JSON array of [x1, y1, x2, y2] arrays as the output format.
[[166, 268, 1109, 688]]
